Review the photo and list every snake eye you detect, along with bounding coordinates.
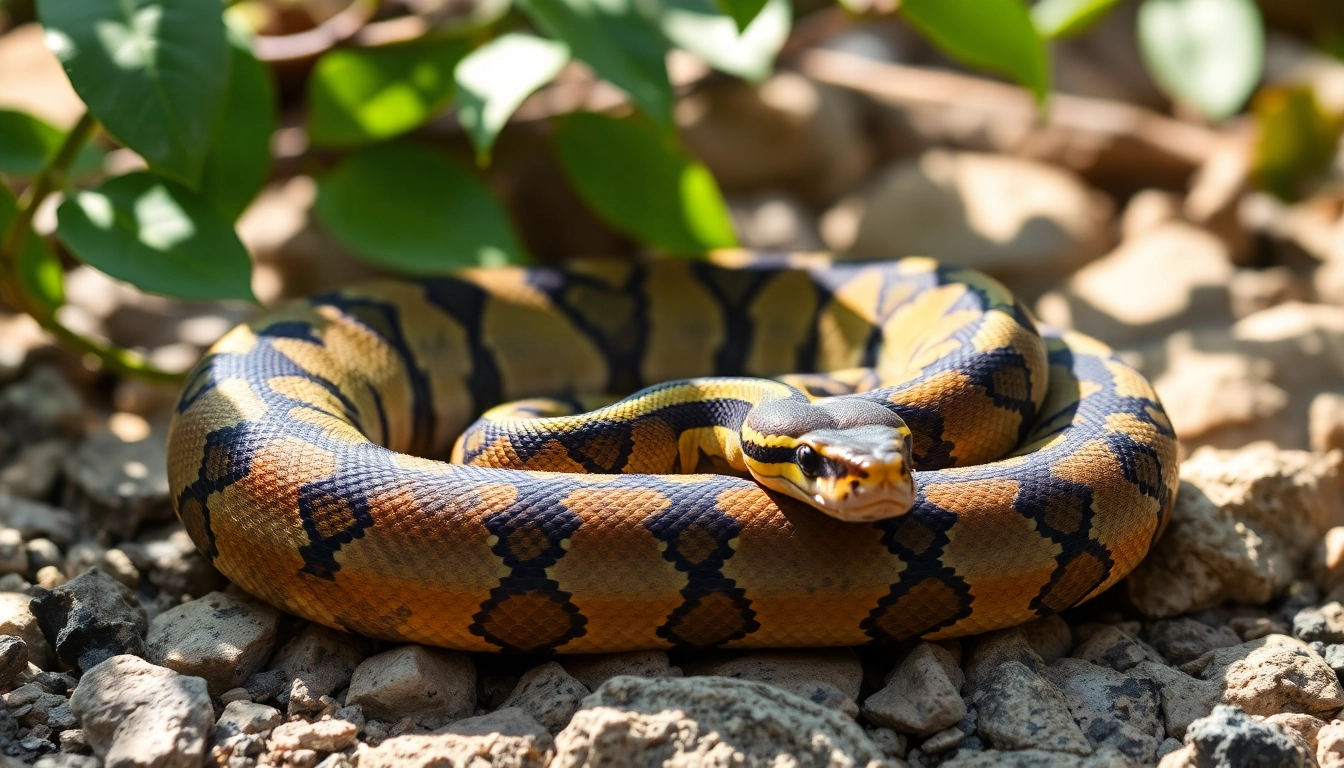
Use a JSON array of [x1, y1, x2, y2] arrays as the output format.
[[795, 444, 821, 477]]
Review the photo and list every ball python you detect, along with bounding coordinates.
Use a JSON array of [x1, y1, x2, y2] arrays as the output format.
[[167, 253, 1179, 653]]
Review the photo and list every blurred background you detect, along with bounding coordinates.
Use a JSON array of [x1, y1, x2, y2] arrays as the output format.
[[0, 0, 1342, 463]]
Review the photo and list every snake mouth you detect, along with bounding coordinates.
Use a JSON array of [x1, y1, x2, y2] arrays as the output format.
[[811, 477, 917, 522]]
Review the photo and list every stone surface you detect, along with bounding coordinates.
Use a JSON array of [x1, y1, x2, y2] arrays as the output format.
[[69, 655, 213, 768], [689, 649, 863, 717], [1318, 720, 1344, 768], [1021, 615, 1073, 664], [941, 748, 1134, 767], [862, 643, 966, 736], [1313, 527, 1344, 594], [0, 591, 51, 667], [62, 429, 172, 540], [551, 675, 891, 768], [0, 495, 76, 547], [972, 661, 1092, 755], [1311, 393, 1344, 453], [821, 150, 1111, 279], [562, 651, 681, 692], [268, 624, 368, 710], [29, 567, 148, 672], [360, 708, 554, 768], [1134, 661, 1222, 740], [1127, 445, 1343, 618], [1044, 658, 1164, 763], [499, 661, 591, 735], [1181, 634, 1344, 718], [963, 627, 1045, 691], [0, 634, 28, 688], [268, 719, 358, 753], [345, 645, 476, 724], [1176, 705, 1308, 768], [1149, 618, 1242, 664], [1073, 625, 1159, 671], [145, 590, 280, 697], [1294, 601, 1344, 644], [213, 700, 281, 742], [1036, 221, 1234, 347]]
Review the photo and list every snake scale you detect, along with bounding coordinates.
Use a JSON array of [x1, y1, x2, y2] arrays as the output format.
[[166, 253, 1179, 653]]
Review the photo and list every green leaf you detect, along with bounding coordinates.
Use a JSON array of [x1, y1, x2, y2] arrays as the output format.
[[1252, 86, 1343, 202], [554, 112, 737, 254], [0, 111, 104, 181], [37, 0, 230, 186], [899, 0, 1050, 103], [0, 184, 65, 312], [517, 0, 674, 127], [308, 37, 470, 148], [55, 172, 254, 301], [199, 26, 275, 221], [456, 33, 570, 166], [656, 0, 789, 83], [715, 0, 769, 32], [1137, 0, 1264, 121], [314, 142, 528, 273], [1031, 0, 1123, 38]]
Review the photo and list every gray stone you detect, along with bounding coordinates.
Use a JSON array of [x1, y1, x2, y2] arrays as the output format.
[[500, 661, 591, 735], [1150, 618, 1242, 664], [562, 651, 681, 691], [1294, 602, 1344, 644], [862, 643, 966, 737], [29, 567, 147, 672], [1228, 616, 1289, 642], [1073, 625, 1155, 671], [689, 649, 863, 717], [69, 655, 214, 768], [213, 700, 281, 743], [139, 529, 222, 599], [973, 661, 1092, 755], [145, 590, 279, 697], [920, 725, 966, 755], [1044, 658, 1163, 764], [1021, 615, 1073, 664], [0, 441, 68, 500], [345, 645, 476, 724], [963, 628, 1044, 691], [0, 495, 74, 547], [361, 708, 553, 768], [1181, 705, 1307, 768], [0, 528, 28, 575], [551, 675, 890, 767], [1181, 634, 1344, 718], [25, 539, 63, 574], [62, 429, 172, 540], [1135, 661, 1221, 740], [268, 624, 369, 710], [243, 668, 286, 703], [0, 633, 28, 687], [941, 747, 1136, 767]]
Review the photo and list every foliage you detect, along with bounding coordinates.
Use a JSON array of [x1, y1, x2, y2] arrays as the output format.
[[0, 0, 1326, 382]]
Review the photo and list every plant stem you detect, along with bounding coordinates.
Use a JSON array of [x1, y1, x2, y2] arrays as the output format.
[[0, 110, 186, 386]]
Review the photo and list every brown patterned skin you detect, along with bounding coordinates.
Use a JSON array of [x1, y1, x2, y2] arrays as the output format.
[[167, 254, 1179, 653]]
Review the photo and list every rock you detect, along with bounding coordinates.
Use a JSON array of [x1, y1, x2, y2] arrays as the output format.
[[1181, 634, 1344, 718], [865, 727, 908, 760], [551, 675, 890, 768], [972, 661, 1092, 755], [1127, 445, 1344, 618], [963, 627, 1044, 691], [62, 429, 172, 540], [562, 651, 681, 691], [361, 708, 554, 768], [862, 643, 966, 736], [688, 649, 863, 717], [0, 528, 27, 576], [1036, 221, 1233, 348], [1044, 658, 1163, 763], [268, 719, 358, 753], [1120, 189, 1181, 241], [1313, 527, 1344, 594], [0, 591, 49, 667], [0, 441, 67, 501], [145, 590, 279, 697], [0, 634, 28, 687], [268, 624, 368, 710], [730, 191, 825, 251], [679, 74, 871, 205], [1319, 720, 1344, 768], [499, 661, 591, 735], [26, 538, 62, 573], [0, 495, 76, 547], [69, 655, 213, 768], [1073, 625, 1158, 671], [1228, 616, 1290, 642], [821, 151, 1111, 279], [1178, 705, 1308, 768], [244, 668, 287, 703], [1265, 712, 1327, 754], [345, 645, 476, 724], [1021, 615, 1073, 664], [1294, 601, 1344, 644], [213, 700, 281, 742], [1149, 618, 1243, 665], [1229, 267, 1313, 320], [138, 529, 222, 600], [1312, 393, 1344, 453], [29, 567, 148, 672], [920, 724, 966, 754], [1134, 661, 1222, 740], [0, 367, 84, 446]]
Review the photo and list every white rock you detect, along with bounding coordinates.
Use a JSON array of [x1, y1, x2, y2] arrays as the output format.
[[360, 708, 553, 768], [146, 590, 279, 697], [269, 719, 358, 753], [345, 645, 475, 724], [69, 655, 213, 768], [1180, 634, 1344, 718], [0, 590, 51, 666]]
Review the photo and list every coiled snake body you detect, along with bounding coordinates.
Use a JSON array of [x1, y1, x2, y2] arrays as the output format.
[[167, 254, 1179, 652]]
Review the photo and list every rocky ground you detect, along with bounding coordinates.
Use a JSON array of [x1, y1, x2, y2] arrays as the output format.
[[6, 6, 1344, 768]]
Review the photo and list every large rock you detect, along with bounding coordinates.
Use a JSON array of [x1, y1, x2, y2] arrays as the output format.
[[821, 150, 1111, 279], [30, 567, 148, 672], [1127, 444, 1343, 618], [69, 655, 214, 768], [862, 643, 965, 736], [361, 708, 554, 768], [1044, 658, 1164, 763], [972, 661, 1092, 755], [1036, 221, 1234, 347], [689, 649, 863, 717], [1148, 618, 1242, 665], [62, 429, 172, 540], [1161, 705, 1308, 768], [145, 590, 279, 697], [0, 494, 76, 546], [551, 675, 892, 767], [500, 661, 590, 735], [562, 651, 681, 692], [1180, 634, 1344, 718], [268, 624, 369, 711], [345, 644, 476, 724]]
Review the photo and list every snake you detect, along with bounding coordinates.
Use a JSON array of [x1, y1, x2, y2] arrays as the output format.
[[166, 253, 1179, 653]]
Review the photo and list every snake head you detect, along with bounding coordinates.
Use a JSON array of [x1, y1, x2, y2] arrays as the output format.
[[744, 399, 916, 522]]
